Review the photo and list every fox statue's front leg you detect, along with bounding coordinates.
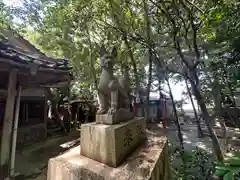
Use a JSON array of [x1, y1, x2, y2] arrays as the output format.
[[97, 91, 108, 114], [108, 90, 119, 115], [108, 80, 119, 115]]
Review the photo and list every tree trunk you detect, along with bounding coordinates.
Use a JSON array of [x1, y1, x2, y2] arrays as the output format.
[[158, 79, 163, 124], [213, 78, 229, 150], [122, 34, 139, 90], [190, 79, 224, 161], [45, 88, 67, 134], [143, 0, 154, 124], [228, 83, 236, 107], [185, 78, 204, 137], [67, 85, 72, 132], [86, 26, 98, 91], [122, 34, 144, 116], [145, 53, 153, 122], [166, 77, 184, 149]]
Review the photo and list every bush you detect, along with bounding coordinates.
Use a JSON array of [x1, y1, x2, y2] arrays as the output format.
[[214, 152, 240, 180], [170, 144, 214, 180]]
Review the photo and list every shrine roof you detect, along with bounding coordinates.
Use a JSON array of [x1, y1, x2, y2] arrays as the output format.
[[0, 29, 70, 71], [0, 29, 72, 87]]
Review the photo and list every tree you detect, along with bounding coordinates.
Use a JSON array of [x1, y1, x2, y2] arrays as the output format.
[[154, 61, 184, 148], [7, 0, 240, 162], [184, 78, 204, 137], [147, 0, 224, 161], [166, 77, 184, 149], [143, 0, 154, 123]]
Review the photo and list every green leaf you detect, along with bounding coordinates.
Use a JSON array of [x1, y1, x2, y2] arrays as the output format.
[[182, 151, 193, 162], [223, 171, 234, 180], [230, 167, 240, 174], [216, 164, 232, 171], [214, 169, 228, 177]]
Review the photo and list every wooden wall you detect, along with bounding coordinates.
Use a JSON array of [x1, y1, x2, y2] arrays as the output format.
[[0, 87, 47, 149], [17, 123, 46, 150]]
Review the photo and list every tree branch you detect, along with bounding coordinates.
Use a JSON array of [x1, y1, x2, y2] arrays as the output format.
[[178, 0, 201, 62], [185, 0, 204, 13], [151, 49, 189, 79]]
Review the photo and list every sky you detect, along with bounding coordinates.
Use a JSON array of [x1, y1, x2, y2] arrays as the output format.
[[150, 80, 198, 111], [3, 0, 23, 6], [3, 0, 198, 111]]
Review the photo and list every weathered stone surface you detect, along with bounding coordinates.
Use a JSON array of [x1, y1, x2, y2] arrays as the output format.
[[81, 117, 146, 167], [47, 134, 169, 180], [97, 45, 131, 116], [96, 109, 133, 124]]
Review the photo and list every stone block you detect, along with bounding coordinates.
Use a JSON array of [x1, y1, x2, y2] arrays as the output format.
[[96, 109, 133, 125], [81, 117, 146, 167], [47, 135, 169, 180]]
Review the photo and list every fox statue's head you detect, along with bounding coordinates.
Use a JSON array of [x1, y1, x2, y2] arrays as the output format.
[[100, 45, 117, 69]]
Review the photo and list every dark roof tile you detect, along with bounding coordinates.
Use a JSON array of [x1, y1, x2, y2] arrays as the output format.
[[0, 29, 70, 71]]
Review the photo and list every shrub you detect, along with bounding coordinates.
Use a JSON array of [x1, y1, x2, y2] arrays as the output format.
[[170, 144, 214, 180], [214, 152, 240, 180]]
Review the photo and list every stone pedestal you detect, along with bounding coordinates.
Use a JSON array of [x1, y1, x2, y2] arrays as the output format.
[[47, 135, 170, 180], [96, 109, 133, 125], [81, 117, 146, 167]]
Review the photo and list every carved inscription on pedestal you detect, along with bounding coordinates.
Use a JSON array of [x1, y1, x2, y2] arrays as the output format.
[[124, 127, 133, 147], [136, 124, 144, 138]]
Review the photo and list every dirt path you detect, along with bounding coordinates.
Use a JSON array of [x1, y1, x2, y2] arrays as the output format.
[[15, 131, 80, 180], [162, 123, 240, 152]]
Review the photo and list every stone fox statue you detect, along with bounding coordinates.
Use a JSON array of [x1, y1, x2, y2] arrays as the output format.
[[97, 45, 131, 115]]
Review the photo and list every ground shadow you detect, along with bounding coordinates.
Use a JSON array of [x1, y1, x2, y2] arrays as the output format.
[[24, 172, 43, 179]]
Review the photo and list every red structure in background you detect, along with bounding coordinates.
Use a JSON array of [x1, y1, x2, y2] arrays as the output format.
[[133, 103, 137, 118]]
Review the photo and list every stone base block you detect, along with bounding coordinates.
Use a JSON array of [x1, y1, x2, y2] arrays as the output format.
[[96, 109, 133, 124], [47, 135, 170, 180], [81, 117, 146, 167]]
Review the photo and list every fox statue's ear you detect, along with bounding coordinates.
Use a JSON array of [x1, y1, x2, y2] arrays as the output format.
[[100, 45, 106, 58], [111, 46, 117, 57]]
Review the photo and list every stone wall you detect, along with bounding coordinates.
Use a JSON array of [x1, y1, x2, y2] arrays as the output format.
[[149, 140, 170, 180]]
